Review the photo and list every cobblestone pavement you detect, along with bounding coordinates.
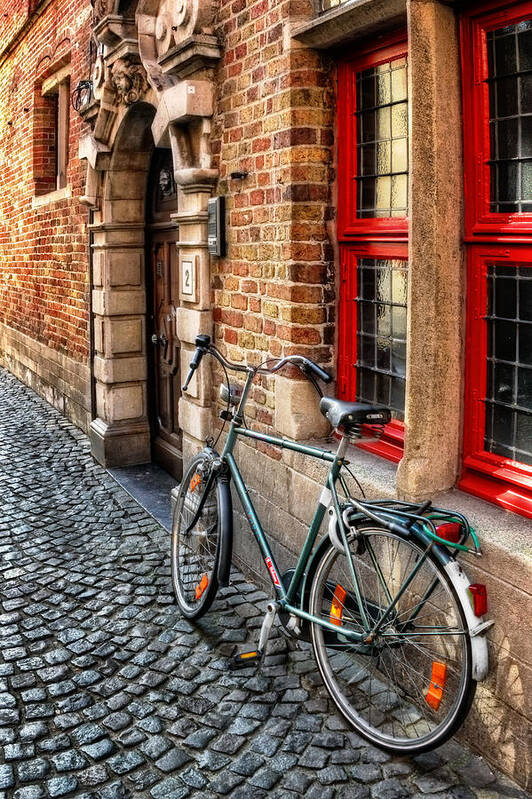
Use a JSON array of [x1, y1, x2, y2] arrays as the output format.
[[0, 368, 528, 799]]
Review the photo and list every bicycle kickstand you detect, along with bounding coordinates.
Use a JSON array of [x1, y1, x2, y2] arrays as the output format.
[[231, 602, 278, 669]]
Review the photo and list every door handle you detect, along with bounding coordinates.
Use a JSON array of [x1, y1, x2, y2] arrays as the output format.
[[151, 333, 169, 346]]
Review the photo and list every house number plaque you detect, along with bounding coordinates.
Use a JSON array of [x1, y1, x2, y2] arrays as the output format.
[[181, 259, 195, 298]]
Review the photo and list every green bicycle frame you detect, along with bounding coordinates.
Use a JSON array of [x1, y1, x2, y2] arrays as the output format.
[[219, 369, 432, 644]]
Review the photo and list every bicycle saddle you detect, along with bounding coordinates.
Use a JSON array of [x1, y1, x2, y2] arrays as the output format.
[[319, 397, 391, 431]]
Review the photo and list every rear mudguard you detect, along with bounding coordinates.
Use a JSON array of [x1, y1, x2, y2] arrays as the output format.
[[197, 447, 233, 588], [300, 513, 489, 681]]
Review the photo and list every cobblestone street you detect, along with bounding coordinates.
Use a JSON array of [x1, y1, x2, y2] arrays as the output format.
[[0, 368, 528, 799]]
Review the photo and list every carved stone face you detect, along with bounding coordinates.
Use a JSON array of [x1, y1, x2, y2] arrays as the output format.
[[112, 68, 131, 95], [93, 0, 114, 21], [110, 58, 148, 106], [159, 168, 173, 196]]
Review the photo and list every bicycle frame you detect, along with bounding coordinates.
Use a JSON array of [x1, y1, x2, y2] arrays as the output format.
[[219, 368, 433, 645]]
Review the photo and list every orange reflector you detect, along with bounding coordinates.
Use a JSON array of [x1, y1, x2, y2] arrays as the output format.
[[330, 585, 347, 626], [189, 472, 201, 492], [195, 574, 209, 600], [426, 661, 447, 710], [239, 651, 259, 659]]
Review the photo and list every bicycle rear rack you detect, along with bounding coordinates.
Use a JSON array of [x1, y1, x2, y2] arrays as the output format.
[[342, 498, 482, 555]]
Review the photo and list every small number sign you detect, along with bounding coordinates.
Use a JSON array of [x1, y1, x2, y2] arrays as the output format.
[[181, 260, 194, 297]]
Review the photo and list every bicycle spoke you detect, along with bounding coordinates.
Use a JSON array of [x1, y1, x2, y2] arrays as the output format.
[[172, 458, 221, 618], [311, 527, 473, 753]]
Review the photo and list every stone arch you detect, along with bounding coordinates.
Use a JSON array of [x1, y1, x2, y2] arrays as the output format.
[[83, 0, 222, 468], [90, 101, 162, 467], [102, 101, 155, 223]]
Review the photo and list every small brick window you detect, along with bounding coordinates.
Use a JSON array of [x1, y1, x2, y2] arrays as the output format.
[[461, 1, 532, 518], [33, 70, 70, 196], [337, 36, 408, 463]]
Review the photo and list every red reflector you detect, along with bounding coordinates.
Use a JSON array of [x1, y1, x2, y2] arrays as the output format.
[[435, 522, 461, 544], [468, 584, 488, 617]]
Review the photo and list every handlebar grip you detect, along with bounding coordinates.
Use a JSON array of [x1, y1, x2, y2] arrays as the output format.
[[301, 358, 333, 384], [182, 337, 211, 391]]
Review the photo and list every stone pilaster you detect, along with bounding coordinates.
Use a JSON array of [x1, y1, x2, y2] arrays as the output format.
[[89, 222, 151, 466], [173, 180, 215, 450], [396, 0, 464, 498]]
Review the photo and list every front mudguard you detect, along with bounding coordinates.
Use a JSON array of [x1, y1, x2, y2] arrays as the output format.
[[216, 464, 233, 587], [197, 447, 233, 588]]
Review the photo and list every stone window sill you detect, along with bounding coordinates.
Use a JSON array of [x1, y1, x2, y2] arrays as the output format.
[[291, 0, 406, 49], [32, 185, 72, 209]]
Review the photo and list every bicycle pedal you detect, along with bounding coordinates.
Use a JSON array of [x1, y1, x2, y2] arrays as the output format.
[[229, 650, 262, 670]]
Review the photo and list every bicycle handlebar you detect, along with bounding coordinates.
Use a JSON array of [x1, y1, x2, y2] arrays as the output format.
[[182, 335, 332, 392]]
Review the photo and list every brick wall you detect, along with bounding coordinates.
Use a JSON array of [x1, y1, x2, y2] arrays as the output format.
[[0, 0, 29, 58], [0, 0, 93, 420], [211, 0, 336, 448]]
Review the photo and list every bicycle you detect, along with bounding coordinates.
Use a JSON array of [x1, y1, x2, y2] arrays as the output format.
[[171, 334, 493, 755]]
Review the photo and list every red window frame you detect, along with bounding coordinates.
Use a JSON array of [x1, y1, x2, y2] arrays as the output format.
[[337, 242, 408, 462], [337, 35, 409, 462], [460, 0, 532, 518], [460, 245, 532, 518], [461, 0, 532, 240], [337, 35, 409, 241]]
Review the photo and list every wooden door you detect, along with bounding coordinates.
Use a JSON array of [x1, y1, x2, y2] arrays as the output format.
[[147, 149, 182, 479], [149, 230, 182, 479]]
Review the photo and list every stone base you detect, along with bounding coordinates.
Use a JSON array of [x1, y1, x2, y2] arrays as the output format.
[[0, 322, 91, 432], [90, 416, 151, 467]]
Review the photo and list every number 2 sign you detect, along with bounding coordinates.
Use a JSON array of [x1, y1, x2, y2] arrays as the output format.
[[180, 258, 196, 301]]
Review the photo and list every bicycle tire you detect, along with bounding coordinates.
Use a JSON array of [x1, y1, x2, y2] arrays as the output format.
[[171, 454, 224, 619], [309, 525, 475, 754]]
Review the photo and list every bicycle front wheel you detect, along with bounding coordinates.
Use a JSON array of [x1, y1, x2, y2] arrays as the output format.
[[309, 526, 475, 754], [171, 454, 223, 619]]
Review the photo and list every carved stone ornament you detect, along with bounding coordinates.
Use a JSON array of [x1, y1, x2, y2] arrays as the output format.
[[91, 54, 108, 100], [92, 0, 117, 23], [110, 56, 149, 105], [136, 0, 219, 90], [154, 0, 218, 57], [158, 167, 174, 197]]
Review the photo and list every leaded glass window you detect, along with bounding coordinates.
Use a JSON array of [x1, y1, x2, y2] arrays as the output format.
[[356, 58, 408, 218], [487, 20, 532, 212], [485, 264, 532, 464], [356, 258, 408, 418]]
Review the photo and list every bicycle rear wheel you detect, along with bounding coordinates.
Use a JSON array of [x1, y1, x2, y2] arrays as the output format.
[[309, 526, 475, 754], [171, 454, 222, 619]]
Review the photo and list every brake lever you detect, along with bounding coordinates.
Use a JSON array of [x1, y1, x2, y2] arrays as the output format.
[[301, 364, 323, 398]]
